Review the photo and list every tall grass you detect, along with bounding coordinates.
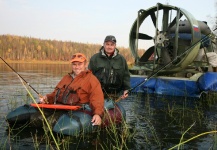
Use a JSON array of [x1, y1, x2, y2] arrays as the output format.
[[3, 91, 217, 149], [4, 92, 133, 149], [168, 92, 217, 149]]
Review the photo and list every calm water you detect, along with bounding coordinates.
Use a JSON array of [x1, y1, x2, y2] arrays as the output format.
[[0, 63, 217, 149]]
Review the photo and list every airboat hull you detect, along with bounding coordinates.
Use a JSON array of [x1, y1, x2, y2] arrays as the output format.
[[130, 72, 217, 97]]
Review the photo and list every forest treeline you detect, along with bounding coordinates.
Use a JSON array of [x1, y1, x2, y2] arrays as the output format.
[[0, 34, 138, 63]]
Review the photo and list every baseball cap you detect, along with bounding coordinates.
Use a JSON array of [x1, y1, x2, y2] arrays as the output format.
[[104, 35, 116, 43], [70, 53, 87, 63]]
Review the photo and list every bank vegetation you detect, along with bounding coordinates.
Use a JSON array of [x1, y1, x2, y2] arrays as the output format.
[[0, 34, 144, 64]]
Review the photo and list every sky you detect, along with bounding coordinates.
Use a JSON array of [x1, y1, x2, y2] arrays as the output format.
[[0, 0, 216, 48]]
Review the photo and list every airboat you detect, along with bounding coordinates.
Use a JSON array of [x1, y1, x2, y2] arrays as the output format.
[[128, 3, 217, 97]]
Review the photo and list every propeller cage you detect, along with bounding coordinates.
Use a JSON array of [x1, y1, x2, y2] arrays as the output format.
[[129, 3, 212, 75]]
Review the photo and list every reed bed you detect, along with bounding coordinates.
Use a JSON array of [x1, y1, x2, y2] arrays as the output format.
[[1, 90, 217, 149]]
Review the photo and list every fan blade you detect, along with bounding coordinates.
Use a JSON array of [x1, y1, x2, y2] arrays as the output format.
[[139, 33, 153, 40], [139, 46, 155, 62], [150, 12, 159, 32], [132, 32, 153, 40], [167, 13, 183, 29], [150, 12, 156, 27]]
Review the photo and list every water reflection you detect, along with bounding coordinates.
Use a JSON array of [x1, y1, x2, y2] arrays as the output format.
[[125, 93, 217, 149], [0, 63, 217, 149]]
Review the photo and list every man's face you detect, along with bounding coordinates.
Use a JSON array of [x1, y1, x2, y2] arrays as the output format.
[[104, 41, 116, 55], [71, 61, 86, 76]]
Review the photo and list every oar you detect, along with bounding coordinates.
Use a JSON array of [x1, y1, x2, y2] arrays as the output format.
[[0, 57, 45, 101], [115, 30, 215, 103]]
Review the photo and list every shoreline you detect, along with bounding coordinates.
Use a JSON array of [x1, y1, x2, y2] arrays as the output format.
[[0, 59, 133, 66], [0, 59, 70, 64]]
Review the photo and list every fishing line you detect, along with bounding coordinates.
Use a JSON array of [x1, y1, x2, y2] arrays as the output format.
[[0, 57, 41, 95], [0, 57, 49, 103], [1, 58, 59, 149]]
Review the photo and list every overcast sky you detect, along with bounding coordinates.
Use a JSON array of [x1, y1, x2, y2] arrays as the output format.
[[0, 0, 216, 48]]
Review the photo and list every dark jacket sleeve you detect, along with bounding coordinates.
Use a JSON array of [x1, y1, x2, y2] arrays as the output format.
[[122, 57, 131, 90]]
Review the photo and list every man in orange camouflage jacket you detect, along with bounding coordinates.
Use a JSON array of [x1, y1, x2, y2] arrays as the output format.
[[39, 53, 104, 125]]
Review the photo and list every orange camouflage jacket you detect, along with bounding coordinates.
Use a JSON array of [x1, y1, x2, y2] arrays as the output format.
[[46, 70, 104, 116]]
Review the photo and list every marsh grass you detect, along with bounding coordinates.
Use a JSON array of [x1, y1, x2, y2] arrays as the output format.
[[167, 92, 217, 149], [96, 108, 131, 150], [125, 93, 163, 149], [130, 92, 217, 149], [3, 90, 217, 149], [4, 91, 133, 150]]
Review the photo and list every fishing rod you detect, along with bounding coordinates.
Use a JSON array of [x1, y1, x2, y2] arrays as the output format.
[[116, 29, 216, 103], [0, 57, 43, 98]]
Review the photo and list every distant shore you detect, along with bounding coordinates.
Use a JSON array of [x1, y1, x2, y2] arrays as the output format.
[[0, 59, 133, 67], [0, 59, 70, 64]]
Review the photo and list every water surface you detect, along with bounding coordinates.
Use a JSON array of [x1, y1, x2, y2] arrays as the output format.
[[0, 63, 217, 149]]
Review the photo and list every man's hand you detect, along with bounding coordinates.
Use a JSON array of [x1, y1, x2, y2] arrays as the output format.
[[121, 90, 129, 99], [39, 95, 47, 104], [91, 114, 102, 126]]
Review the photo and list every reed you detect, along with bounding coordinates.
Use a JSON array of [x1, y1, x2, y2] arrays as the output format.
[[3, 89, 217, 149], [169, 130, 217, 150], [19, 78, 60, 150], [166, 92, 217, 149], [100, 108, 130, 149]]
